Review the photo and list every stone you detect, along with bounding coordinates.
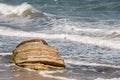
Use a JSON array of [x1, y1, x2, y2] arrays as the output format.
[[11, 39, 65, 70]]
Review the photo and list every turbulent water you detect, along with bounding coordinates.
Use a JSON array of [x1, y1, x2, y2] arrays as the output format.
[[0, 0, 120, 80]]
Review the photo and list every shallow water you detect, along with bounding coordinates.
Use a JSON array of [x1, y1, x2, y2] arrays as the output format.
[[0, 0, 120, 80], [0, 54, 120, 80]]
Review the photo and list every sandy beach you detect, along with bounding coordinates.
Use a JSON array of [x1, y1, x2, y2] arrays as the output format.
[[0, 54, 120, 80], [0, 54, 61, 80]]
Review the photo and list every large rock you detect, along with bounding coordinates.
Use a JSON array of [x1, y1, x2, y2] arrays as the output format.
[[11, 39, 65, 70]]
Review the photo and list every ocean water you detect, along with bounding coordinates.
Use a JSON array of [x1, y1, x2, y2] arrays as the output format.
[[0, 0, 120, 80]]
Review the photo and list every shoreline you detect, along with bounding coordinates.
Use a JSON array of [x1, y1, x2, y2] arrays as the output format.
[[0, 54, 71, 80], [0, 54, 120, 80]]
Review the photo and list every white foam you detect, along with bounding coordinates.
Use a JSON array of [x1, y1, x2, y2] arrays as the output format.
[[38, 71, 76, 80], [52, 25, 120, 37], [0, 26, 120, 49], [24, 67, 75, 80], [0, 2, 38, 17], [53, 25, 105, 33], [95, 78, 120, 80], [0, 53, 12, 56], [65, 59, 120, 69]]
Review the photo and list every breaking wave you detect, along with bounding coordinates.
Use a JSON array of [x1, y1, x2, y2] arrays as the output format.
[[0, 2, 38, 17]]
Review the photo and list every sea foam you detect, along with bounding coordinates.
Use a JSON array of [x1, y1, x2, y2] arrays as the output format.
[[0, 53, 11, 56], [0, 26, 120, 49], [65, 59, 120, 69], [0, 2, 38, 17], [38, 71, 75, 80], [95, 78, 120, 80]]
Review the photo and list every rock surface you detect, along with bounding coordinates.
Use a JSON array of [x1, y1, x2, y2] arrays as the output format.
[[11, 39, 65, 70]]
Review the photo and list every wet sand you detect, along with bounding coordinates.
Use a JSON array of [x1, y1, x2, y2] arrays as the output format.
[[0, 54, 59, 80], [1, 54, 120, 80]]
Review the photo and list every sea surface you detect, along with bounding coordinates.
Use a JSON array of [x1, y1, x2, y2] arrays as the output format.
[[0, 0, 120, 80]]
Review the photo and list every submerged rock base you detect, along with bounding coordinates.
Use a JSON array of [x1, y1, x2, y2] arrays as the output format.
[[11, 39, 65, 70]]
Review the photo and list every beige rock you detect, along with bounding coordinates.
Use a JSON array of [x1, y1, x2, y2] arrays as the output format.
[[11, 39, 65, 70]]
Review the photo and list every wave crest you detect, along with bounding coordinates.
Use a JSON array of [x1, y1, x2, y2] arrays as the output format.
[[0, 2, 38, 17]]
